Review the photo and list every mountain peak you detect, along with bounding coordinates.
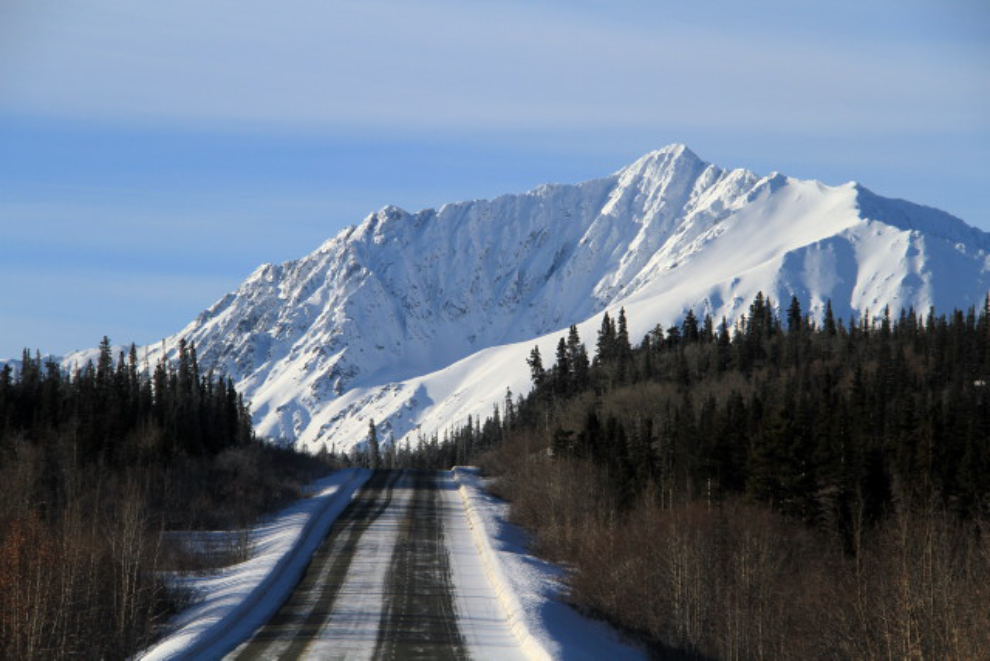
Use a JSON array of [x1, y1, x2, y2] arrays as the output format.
[[76, 148, 990, 454], [615, 143, 706, 180], [651, 142, 694, 158]]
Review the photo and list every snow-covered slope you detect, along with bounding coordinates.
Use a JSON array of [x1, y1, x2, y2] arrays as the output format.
[[64, 144, 990, 453]]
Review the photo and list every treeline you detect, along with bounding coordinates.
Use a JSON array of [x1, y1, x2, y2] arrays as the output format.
[[2, 337, 253, 470], [386, 408, 508, 470], [320, 409, 509, 470], [470, 295, 990, 659], [523, 295, 990, 528], [0, 337, 329, 659]]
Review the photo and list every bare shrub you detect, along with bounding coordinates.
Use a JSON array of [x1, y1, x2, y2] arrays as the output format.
[[160, 529, 254, 572], [568, 497, 826, 659], [486, 429, 990, 660], [819, 507, 990, 660], [0, 503, 176, 660]]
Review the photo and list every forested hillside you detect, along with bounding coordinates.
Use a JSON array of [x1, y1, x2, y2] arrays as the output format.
[[449, 294, 990, 658], [0, 338, 328, 659]]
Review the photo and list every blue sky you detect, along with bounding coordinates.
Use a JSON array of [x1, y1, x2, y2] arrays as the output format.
[[1, 0, 987, 358]]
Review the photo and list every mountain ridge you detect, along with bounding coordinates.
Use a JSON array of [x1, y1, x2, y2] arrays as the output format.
[[59, 144, 990, 452]]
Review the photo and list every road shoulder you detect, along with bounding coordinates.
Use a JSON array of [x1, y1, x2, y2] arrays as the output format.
[[140, 468, 371, 661], [452, 466, 646, 661]]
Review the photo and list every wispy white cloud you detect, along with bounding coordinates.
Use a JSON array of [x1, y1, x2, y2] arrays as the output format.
[[1, 0, 985, 133]]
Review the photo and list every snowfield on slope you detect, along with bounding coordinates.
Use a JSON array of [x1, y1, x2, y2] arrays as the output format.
[[59, 144, 990, 454]]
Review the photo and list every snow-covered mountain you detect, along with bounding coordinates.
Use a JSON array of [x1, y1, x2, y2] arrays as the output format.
[[65, 144, 990, 453]]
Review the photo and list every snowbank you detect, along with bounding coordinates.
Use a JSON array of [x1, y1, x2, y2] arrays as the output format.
[[140, 468, 371, 660], [452, 467, 645, 661]]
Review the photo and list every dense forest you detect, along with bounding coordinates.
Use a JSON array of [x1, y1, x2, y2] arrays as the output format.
[[424, 294, 990, 659], [5, 292, 989, 659], [0, 338, 329, 659]]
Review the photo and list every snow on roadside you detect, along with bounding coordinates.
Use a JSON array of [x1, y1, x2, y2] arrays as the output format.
[[439, 471, 529, 660], [140, 467, 371, 661], [452, 467, 645, 660]]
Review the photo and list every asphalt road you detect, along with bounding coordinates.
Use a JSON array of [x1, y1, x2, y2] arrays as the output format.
[[374, 470, 467, 661], [226, 469, 471, 661]]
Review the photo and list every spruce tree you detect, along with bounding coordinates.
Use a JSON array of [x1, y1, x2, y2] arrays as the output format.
[[617, 308, 632, 356], [595, 312, 616, 365], [367, 419, 380, 469], [824, 300, 837, 337], [787, 295, 802, 333], [567, 325, 590, 390], [526, 346, 546, 389], [682, 309, 700, 342], [554, 337, 571, 395], [96, 335, 113, 388]]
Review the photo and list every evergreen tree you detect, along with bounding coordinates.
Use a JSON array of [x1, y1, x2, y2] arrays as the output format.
[[367, 419, 380, 469], [682, 309, 700, 343], [527, 346, 546, 389], [567, 325, 590, 390], [701, 314, 715, 343], [787, 295, 803, 334], [824, 300, 837, 337], [615, 309, 633, 384], [595, 312, 616, 365], [96, 335, 114, 388], [554, 337, 571, 395]]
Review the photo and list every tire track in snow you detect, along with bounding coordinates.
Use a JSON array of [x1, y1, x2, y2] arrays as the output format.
[[228, 469, 401, 660], [374, 470, 468, 661]]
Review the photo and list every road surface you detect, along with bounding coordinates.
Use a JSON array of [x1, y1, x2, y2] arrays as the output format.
[[226, 469, 526, 660]]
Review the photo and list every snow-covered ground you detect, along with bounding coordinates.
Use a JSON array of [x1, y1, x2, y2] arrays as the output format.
[[140, 468, 371, 660], [440, 470, 530, 660], [452, 467, 644, 660], [140, 468, 644, 660]]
